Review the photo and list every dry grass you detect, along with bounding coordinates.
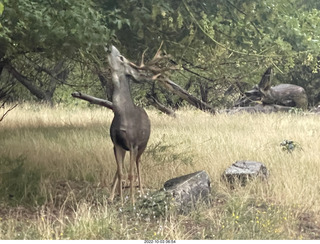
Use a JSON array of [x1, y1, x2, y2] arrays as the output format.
[[1, 103, 320, 240]]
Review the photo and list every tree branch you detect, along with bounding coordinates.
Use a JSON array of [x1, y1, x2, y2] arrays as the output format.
[[71, 92, 114, 110], [0, 102, 18, 122], [158, 78, 215, 114], [170, 58, 217, 83], [5, 63, 51, 101], [146, 94, 176, 117]]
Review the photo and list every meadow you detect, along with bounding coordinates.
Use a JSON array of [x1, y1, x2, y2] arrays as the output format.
[[0, 103, 320, 240]]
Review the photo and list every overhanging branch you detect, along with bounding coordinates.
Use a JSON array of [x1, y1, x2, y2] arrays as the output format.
[[71, 92, 114, 110]]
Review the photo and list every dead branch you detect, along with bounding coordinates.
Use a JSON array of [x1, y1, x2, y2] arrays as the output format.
[[159, 78, 215, 114], [71, 91, 179, 117], [0, 102, 18, 122], [71, 92, 113, 110]]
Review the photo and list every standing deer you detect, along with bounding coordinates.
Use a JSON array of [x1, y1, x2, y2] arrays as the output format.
[[235, 67, 308, 109], [107, 46, 151, 204]]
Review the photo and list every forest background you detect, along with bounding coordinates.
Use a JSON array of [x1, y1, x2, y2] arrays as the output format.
[[2, 1, 320, 240], [2, 0, 320, 109]]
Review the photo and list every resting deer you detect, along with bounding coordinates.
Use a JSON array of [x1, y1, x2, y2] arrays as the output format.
[[235, 67, 308, 109]]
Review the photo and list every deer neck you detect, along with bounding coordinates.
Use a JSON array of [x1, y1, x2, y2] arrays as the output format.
[[112, 74, 135, 113]]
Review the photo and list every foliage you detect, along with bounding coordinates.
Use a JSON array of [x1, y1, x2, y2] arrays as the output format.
[[0, 156, 44, 206], [3, 0, 320, 107], [0, 0, 110, 60], [214, 195, 298, 239], [101, 0, 320, 108], [145, 136, 194, 167], [134, 189, 175, 219], [0, 0, 111, 104], [0, 1, 4, 16], [280, 140, 302, 153]]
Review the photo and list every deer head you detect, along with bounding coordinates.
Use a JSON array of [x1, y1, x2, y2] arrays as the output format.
[[106, 42, 177, 84]]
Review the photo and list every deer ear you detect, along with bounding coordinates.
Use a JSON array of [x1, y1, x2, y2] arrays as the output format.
[[104, 45, 110, 53], [258, 67, 273, 91]]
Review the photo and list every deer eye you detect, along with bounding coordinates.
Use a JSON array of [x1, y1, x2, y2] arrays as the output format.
[[119, 56, 124, 62]]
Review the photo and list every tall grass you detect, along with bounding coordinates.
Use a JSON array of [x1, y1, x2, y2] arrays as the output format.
[[0, 103, 320, 239]]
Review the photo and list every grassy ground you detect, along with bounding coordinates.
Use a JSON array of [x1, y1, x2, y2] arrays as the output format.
[[1, 103, 320, 240]]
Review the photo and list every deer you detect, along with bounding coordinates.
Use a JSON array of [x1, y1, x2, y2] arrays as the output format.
[[107, 46, 151, 205], [235, 67, 308, 109], [106, 43, 185, 204]]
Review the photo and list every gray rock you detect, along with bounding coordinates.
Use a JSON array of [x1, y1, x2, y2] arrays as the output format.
[[223, 160, 269, 187], [164, 170, 211, 213]]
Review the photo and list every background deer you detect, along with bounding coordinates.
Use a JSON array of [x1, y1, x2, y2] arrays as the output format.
[[235, 67, 308, 109]]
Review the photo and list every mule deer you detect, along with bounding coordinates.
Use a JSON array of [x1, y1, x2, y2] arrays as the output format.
[[107, 46, 151, 204], [235, 67, 308, 109]]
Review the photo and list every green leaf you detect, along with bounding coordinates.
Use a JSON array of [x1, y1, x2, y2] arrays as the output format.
[[0, 2, 4, 15]]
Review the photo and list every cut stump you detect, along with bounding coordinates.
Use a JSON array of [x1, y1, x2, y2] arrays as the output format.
[[223, 160, 269, 187], [163, 170, 211, 213]]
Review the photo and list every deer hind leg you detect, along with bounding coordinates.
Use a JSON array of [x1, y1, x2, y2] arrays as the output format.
[[108, 145, 126, 204], [136, 152, 144, 197], [129, 146, 139, 204]]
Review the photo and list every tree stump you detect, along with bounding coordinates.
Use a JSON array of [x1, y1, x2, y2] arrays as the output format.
[[223, 160, 269, 187], [163, 170, 211, 213]]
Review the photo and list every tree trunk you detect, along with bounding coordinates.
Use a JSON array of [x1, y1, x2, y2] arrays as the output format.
[[97, 70, 113, 101], [6, 61, 69, 106], [6, 64, 53, 104], [200, 81, 209, 103], [0, 61, 5, 77], [46, 61, 67, 101], [174, 77, 193, 108]]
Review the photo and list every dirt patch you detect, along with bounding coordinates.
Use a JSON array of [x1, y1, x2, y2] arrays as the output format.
[[298, 212, 320, 239]]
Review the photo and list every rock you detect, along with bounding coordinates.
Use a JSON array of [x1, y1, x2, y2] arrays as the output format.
[[163, 170, 211, 213], [223, 160, 269, 187]]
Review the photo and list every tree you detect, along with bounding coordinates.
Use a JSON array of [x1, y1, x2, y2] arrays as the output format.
[[0, 0, 17, 121], [0, 0, 111, 104], [2, 0, 320, 108], [97, 0, 320, 108]]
